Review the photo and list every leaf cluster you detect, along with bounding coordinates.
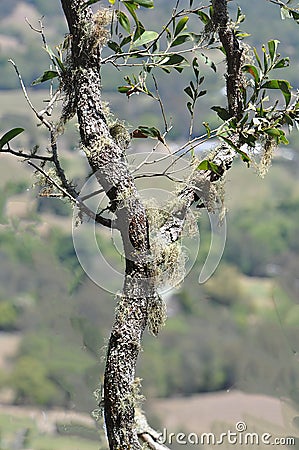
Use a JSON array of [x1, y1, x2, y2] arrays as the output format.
[[211, 39, 298, 165]]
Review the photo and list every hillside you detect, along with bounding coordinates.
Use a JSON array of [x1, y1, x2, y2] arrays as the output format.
[[1, 1, 299, 141]]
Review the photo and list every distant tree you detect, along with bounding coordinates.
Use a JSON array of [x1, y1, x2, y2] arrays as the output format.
[[2, 0, 299, 448]]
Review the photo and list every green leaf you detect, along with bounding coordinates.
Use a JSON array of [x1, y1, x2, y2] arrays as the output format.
[[137, 126, 162, 139], [264, 128, 289, 144], [0, 128, 24, 149], [132, 30, 158, 48], [54, 56, 65, 72], [242, 64, 260, 84], [235, 31, 251, 39], [174, 16, 189, 37], [160, 54, 187, 69], [192, 57, 200, 79], [262, 44, 268, 73], [200, 53, 216, 72], [273, 57, 289, 69], [118, 85, 131, 94], [264, 128, 281, 137], [268, 39, 280, 63], [187, 101, 193, 114], [284, 114, 293, 127], [126, 0, 154, 8], [32, 70, 59, 86], [197, 160, 209, 170], [132, 20, 145, 40], [198, 90, 207, 98], [194, 10, 210, 25], [123, 1, 139, 24], [184, 86, 193, 99], [197, 160, 221, 175], [261, 79, 292, 106], [291, 10, 299, 21], [220, 136, 251, 163], [117, 11, 131, 33], [203, 122, 211, 138], [170, 33, 191, 47], [211, 106, 230, 121], [120, 36, 131, 48], [108, 41, 122, 53], [236, 6, 246, 24]]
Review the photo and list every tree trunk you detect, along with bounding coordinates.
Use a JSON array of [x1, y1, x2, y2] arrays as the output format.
[[61, 1, 156, 447]]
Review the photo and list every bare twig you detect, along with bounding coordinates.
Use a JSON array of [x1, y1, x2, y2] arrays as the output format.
[[28, 160, 113, 228], [28, 160, 75, 201], [26, 17, 61, 75], [133, 172, 182, 183], [101, 44, 207, 66], [49, 131, 78, 199], [8, 59, 53, 131], [38, 89, 61, 116], [79, 188, 105, 202], [152, 75, 169, 134], [1, 147, 53, 162]]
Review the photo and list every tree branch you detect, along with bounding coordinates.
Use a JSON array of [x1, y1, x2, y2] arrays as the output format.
[[156, 0, 245, 244], [211, 0, 244, 119], [28, 160, 112, 228], [8, 60, 53, 131], [1, 147, 53, 162]]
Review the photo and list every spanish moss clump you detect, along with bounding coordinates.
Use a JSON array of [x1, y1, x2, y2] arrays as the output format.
[[151, 238, 186, 288], [93, 8, 113, 48], [145, 199, 170, 231], [214, 176, 227, 223], [131, 377, 145, 407], [144, 199, 184, 288], [57, 9, 112, 132], [58, 65, 77, 131], [147, 294, 167, 336], [258, 137, 276, 178], [109, 122, 131, 150], [32, 167, 60, 196]]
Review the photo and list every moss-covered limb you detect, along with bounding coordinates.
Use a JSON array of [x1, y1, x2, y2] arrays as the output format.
[[212, 0, 245, 119], [104, 278, 156, 449], [156, 0, 245, 243], [60, 2, 160, 449]]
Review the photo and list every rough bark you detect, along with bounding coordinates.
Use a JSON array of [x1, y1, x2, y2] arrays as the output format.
[[61, 1, 156, 448], [212, 0, 244, 119]]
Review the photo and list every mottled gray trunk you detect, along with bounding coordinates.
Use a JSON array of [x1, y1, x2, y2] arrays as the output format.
[[61, 1, 155, 448], [212, 0, 244, 119]]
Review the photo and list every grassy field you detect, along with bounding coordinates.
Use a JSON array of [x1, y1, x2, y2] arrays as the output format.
[[1, 391, 297, 450], [0, 408, 103, 450]]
